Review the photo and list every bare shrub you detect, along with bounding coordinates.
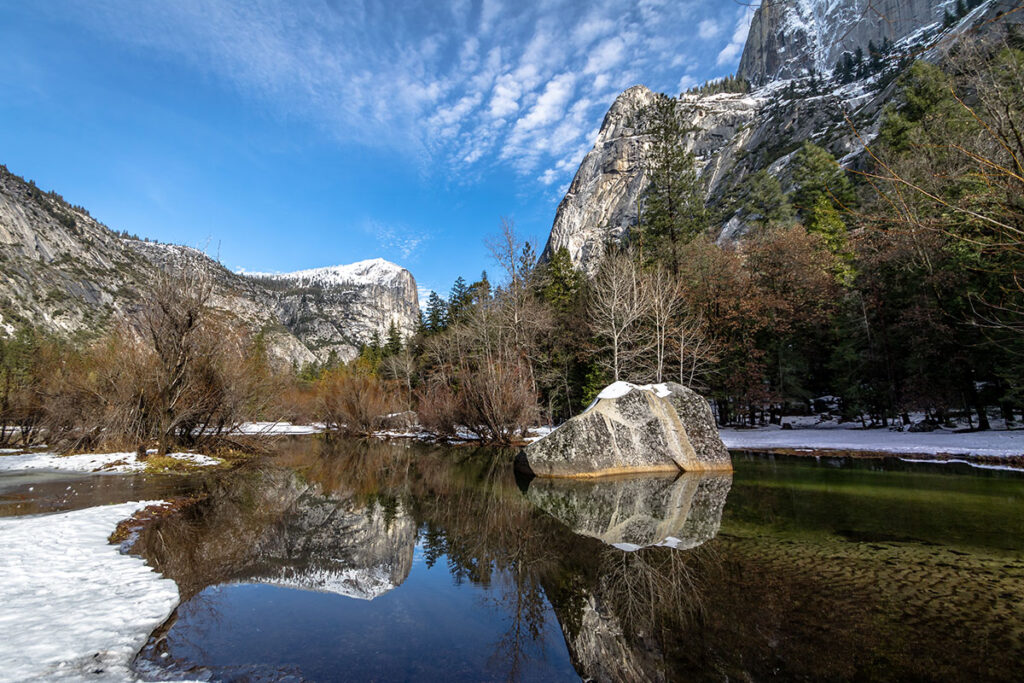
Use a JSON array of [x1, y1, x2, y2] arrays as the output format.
[[458, 360, 538, 443], [414, 381, 460, 437], [317, 368, 399, 435]]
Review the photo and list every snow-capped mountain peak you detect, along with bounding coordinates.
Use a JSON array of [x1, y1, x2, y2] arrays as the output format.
[[250, 257, 411, 289]]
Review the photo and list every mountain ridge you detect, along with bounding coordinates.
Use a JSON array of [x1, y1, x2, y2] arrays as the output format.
[[0, 164, 419, 364]]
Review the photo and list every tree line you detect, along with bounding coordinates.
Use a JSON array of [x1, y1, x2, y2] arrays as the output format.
[[1, 38, 1020, 450]]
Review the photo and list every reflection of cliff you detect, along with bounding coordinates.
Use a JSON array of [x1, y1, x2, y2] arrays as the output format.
[[245, 493, 417, 600], [134, 466, 417, 602], [525, 472, 731, 551]]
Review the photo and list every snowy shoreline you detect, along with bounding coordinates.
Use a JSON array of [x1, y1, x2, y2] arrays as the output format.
[[0, 450, 222, 474], [720, 426, 1024, 463], [0, 501, 179, 681]]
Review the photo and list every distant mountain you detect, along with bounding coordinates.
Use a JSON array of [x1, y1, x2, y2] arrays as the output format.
[[542, 0, 1021, 274], [0, 165, 419, 364], [245, 259, 420, 360]]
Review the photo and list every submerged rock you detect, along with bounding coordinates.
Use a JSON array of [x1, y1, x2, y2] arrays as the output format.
[[517, 382, 731, 478], [525, 471, 731, 551]]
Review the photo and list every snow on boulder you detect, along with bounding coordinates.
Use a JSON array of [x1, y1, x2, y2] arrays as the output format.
[[517, 381, 731, 478]]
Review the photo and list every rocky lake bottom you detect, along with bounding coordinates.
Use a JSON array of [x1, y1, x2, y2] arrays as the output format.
[[1, 438, 1023, 682]]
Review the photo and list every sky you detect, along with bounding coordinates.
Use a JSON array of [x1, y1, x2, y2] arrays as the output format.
[[0, 0, 754, 299]]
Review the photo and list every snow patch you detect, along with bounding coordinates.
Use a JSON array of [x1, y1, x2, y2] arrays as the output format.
[[247, 258, 409, 289], [721, 427, 1024, 459], [0, 450, 222, 474], [596, 381, 672, 400], [233, 421, 324, 435], [0, 501, 179, 681]]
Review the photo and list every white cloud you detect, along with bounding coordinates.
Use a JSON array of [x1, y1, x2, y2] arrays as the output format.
[[678, 73, 698, 92], [584, 37, 626, 75], [363, 220, 428, 261], [698, 19, 721, 40], [56, 0, 752, 184], [572, 17, 615, 48], [717, 7, 755, 67]]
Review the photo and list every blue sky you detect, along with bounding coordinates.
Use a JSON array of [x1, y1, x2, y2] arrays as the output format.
[[0, 0, 754, 298]]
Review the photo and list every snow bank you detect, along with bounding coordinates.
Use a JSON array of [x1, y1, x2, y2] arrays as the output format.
[[721, 427, 1024, 459], [233, 421, 324, 435], [0, 501, 179, 681], [0, 450, 221, 474]]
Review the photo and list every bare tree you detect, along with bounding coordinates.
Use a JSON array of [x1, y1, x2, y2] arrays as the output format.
[[643, 265, 683, 383], [677, 312, 717, 389], [381, 346, 416, 408], [141, 267, 214, 455], [590, 251, 650, 382]]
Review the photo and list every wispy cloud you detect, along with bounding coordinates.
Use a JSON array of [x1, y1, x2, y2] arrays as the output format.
[[362, 219, 429, 262], [57, 0, 750, 190], [717, 6, 756, 67]]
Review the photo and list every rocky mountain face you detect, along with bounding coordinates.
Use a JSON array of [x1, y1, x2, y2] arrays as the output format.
[[247, 259, 421, 363], [0, 165, 418, 364], [246, 491, 417, 601], [737, 0, 950, 85], [543, 0, 1019, 274]]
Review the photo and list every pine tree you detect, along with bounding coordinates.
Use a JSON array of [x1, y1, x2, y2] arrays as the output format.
[[447, 276, 473, 325], [638, 93, 705, 274], [470, 271, 491, 304], [742, 170, 792, 229], [539, 247, 582, 315], [385, 320, 403, 356], [790, 142, 856, 217], [425, 291, 448, 333]]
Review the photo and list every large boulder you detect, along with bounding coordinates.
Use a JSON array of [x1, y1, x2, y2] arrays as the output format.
[[517, 382, 731, 478]]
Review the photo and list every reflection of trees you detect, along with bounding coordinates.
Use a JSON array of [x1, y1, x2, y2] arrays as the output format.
[[599, 545, 712, 640], [134, 438, 1024, 682]]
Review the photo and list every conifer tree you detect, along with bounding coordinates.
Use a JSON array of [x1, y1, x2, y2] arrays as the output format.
[[448, 276, 473, 325], [790, 142, 856, 217], [638, 93, 705, 274], [425, 291, 448, 333], [742, 170, 792, 229], [385, 320, 403, 356], [539, 247, 582, 315]]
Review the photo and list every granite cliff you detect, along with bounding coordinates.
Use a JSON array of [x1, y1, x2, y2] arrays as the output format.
[[542, 0, 1021, 274]]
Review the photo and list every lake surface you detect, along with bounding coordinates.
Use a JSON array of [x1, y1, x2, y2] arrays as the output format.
[[5, 439, 1023, 681]]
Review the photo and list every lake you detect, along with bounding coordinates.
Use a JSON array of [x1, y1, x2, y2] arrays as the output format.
[[5, 437, 1024, 681]]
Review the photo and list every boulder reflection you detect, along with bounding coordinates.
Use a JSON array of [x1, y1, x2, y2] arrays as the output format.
[[130, 439, 1023, 683], [523, 471, 732, 551]]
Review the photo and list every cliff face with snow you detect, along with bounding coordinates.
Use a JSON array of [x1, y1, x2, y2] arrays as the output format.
[[247, 259, 420, 363], [0, 166, 419, 364], [540, 86, 760, 273], [737, 0, 947, 85], [543, 0, 1018, 274]]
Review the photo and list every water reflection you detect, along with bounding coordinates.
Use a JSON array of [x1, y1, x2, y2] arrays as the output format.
[[129, 439, 1024, 683], [523, 471, 731, 551]]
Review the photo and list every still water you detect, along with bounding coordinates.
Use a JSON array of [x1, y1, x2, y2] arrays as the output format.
[[8, 438, 1022, 681]]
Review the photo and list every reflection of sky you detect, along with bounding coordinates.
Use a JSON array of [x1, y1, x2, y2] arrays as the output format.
[[157, 548, 575, 681]]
